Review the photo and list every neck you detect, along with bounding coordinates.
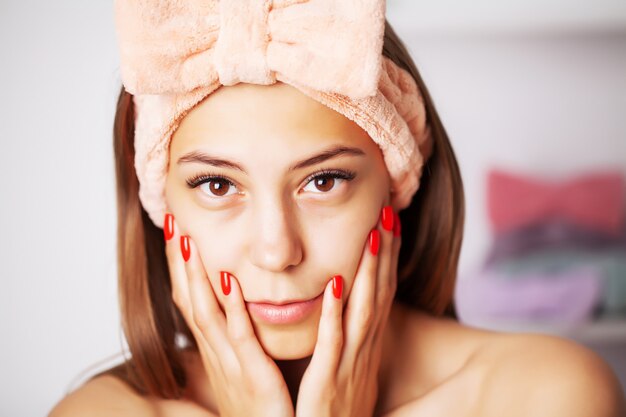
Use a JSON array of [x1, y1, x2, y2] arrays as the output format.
[[182, 304, 403, 413], [274, 355, 312, 407], [273, 308, 400, 409]]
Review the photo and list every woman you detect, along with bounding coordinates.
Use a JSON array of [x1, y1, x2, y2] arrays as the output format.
[[50, 1, 624, 416]]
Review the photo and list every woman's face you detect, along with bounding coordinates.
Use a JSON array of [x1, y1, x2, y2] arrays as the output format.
[[165, 82, 391, 360]]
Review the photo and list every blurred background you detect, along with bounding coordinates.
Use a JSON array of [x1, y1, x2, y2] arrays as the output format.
[[386, 0, 626, 396], [1, 0, 625, 415]]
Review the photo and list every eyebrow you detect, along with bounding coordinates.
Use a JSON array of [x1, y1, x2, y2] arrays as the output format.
[[176, 144, 366, 173]]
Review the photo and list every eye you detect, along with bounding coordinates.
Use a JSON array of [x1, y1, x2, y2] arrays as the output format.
[[186, 174, 240, 198], [301, 169, 356, 194], [185, 169, 357, 199]]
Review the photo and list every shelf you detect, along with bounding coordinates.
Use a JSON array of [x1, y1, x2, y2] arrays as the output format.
[[461, 317, 626, 344]]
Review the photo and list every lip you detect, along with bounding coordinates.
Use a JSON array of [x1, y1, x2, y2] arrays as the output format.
[[246, 292, 324, 325]]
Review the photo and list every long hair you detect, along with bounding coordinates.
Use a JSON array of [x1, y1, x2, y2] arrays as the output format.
[[96, 20, 465, 398]]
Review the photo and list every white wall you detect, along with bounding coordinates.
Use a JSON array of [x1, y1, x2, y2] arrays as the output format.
[[0, 1, 123, 415], [387, 0, 626, 34], [405, 33, 626, 277], [1, 2, 625, 416]]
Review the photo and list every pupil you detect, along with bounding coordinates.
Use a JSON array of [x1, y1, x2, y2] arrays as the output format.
[[316, 177, 334, 192], [211, 180, 228, 196]]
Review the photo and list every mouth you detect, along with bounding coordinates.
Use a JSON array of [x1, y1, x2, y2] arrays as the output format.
[[246, 291, 324, 325]]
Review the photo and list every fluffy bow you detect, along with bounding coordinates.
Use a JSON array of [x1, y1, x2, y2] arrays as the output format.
[[114, 0, 386, 99], [488, 170, 625, 236]]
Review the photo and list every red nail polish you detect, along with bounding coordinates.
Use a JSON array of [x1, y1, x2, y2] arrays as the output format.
[[369, 229, 380, 256], [393, 212, 401, 237], [164, 213, 174, 241], [221, 271, 231, 296], [381, 206, 394, 231], [180, 235, 190, 262], [332, 275, 343, 299]]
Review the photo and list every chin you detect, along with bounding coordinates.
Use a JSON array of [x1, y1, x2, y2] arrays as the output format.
[[251, 312, 321, 360]]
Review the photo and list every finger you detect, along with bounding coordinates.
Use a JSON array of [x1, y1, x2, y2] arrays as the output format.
[[163, 213, 189, 315], [164, 215, 211, 345], [366, 210, 400, 358], [220, 272, 274, 372], [306, 276, 344, 381], [390, 211, 402, 296], [164, 214, 229, 376], [182, 235, 237, 366], [164, 212, 193, 320], [164, 214, 215, 345], [343, 212, 383, 355], [374, 205, 396, 321]]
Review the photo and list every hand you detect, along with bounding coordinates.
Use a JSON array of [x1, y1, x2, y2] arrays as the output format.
[[295, 205, 401, 417], [164, 213, 295, 417]]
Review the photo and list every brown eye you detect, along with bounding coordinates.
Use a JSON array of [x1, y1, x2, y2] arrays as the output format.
[[302, 171, 353, 194], [207, 179, 230, 196], [196, 177, 238, 197], [313, 176, 335, 192]]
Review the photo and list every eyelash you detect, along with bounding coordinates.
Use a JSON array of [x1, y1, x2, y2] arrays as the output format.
[[185, 168, 357, 195]]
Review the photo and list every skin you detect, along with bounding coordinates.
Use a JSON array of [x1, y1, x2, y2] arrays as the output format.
[[163, 81, 400, 415], [48, 81, 626, 416], [164, 81, 392, 361]]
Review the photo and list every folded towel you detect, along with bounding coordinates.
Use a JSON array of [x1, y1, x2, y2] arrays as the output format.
[[485, 219, 626, 265], [456, 267, 603, 324], [488, 248, 626, 314], [487, 169, 625, 236]]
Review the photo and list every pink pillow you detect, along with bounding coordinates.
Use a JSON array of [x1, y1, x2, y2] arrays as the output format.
[[487, 169, 625, 236]]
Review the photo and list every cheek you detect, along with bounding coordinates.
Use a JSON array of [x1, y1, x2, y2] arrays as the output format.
[[181, 214, 242, 279], [307, 199, 382, 292], [179, 216, 243, 304], [194, 227, 239, 267], [165, 179, 240, 274], [311, 224, 361, 284]]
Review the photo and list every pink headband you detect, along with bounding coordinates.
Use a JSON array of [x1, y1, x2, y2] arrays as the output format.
[[114, 0, 432, 228]]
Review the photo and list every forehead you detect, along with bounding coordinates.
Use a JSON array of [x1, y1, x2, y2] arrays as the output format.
[[169, 81, 377, 157]]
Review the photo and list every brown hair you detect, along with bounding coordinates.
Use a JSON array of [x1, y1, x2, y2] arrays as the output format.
[[95, 20, 465, 399]]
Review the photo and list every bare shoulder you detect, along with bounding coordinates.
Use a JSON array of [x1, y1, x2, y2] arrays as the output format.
[[48, 375, 156, 417], [48, 373, 217, 417], [380, 305, 498, 414], [474, 332, 626, 417], [382, 306, 625, 417]]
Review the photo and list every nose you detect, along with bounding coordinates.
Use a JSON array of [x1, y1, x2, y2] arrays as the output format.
[[248, 198, 303, 272]]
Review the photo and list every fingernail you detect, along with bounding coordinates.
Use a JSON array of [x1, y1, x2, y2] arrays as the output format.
[[332, 275, 343, 299], [369, 229, 380, 255], [393, 212, 402, 237], [164, 213, 174, 241], [180, 235, 190, 262], [381, 205, 394, 231], [220, 271, 232, 296]]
